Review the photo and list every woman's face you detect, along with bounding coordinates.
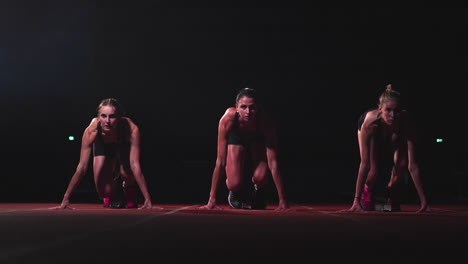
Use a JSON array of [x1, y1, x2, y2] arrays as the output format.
[[379, 100, 400, 126], [98, 106, 120, 132], [236, 96, 257, 122]]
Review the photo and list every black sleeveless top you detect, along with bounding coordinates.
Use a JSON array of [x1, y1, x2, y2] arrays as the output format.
[[93, 120, 130, 157], [357, 109, 406, 160], [227, 111, 264, 146]]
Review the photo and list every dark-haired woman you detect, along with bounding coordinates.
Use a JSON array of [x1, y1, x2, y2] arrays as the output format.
[[199, 88, 289, 211]]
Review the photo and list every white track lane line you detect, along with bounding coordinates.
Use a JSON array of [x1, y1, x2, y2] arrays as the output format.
[[292, 203, 368, 224], [0, 204, 200, 261]]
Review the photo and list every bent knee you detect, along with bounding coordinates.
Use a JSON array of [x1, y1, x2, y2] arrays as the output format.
[[96, 185, 113, 198], [226, 178, 242, 192], [252, 173, 268, 188]]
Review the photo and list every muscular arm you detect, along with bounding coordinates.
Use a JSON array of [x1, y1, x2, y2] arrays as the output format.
[[352, 127, 372, 210], [342, 111, 377, 212], [263, 116, 288, 210], [126, 118, 153, 209], [53, 119, 98, 209], [200, 108, 234, 209], [404, 112, 429, 212]]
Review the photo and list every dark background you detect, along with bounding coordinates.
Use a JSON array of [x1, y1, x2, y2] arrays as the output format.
[[1, 5, 467, 205]]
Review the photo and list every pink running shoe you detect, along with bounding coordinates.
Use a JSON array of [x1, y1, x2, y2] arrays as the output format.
[[124, 186, 138, 208], [103, 197, 111, 207], [361, 186, 374, 211]]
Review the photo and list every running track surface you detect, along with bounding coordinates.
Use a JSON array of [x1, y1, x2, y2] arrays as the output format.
[[1, 203, 467, 264]]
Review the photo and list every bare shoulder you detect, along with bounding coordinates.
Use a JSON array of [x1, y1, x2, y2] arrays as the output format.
[[84, 118, 99, 133], [219, 107, 236, 123], [218, 107, 236, 134], [122, 117, 137, 126], [88, 117, 99, 127], [81, 118, 99, 144], [223, 107, 237, 118], [365, 109, 379, 121], [361, 109, 379, 131], [122, 117, 140, 133]]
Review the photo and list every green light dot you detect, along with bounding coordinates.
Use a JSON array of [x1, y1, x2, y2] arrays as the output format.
[[69, 136, 75, 141]]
